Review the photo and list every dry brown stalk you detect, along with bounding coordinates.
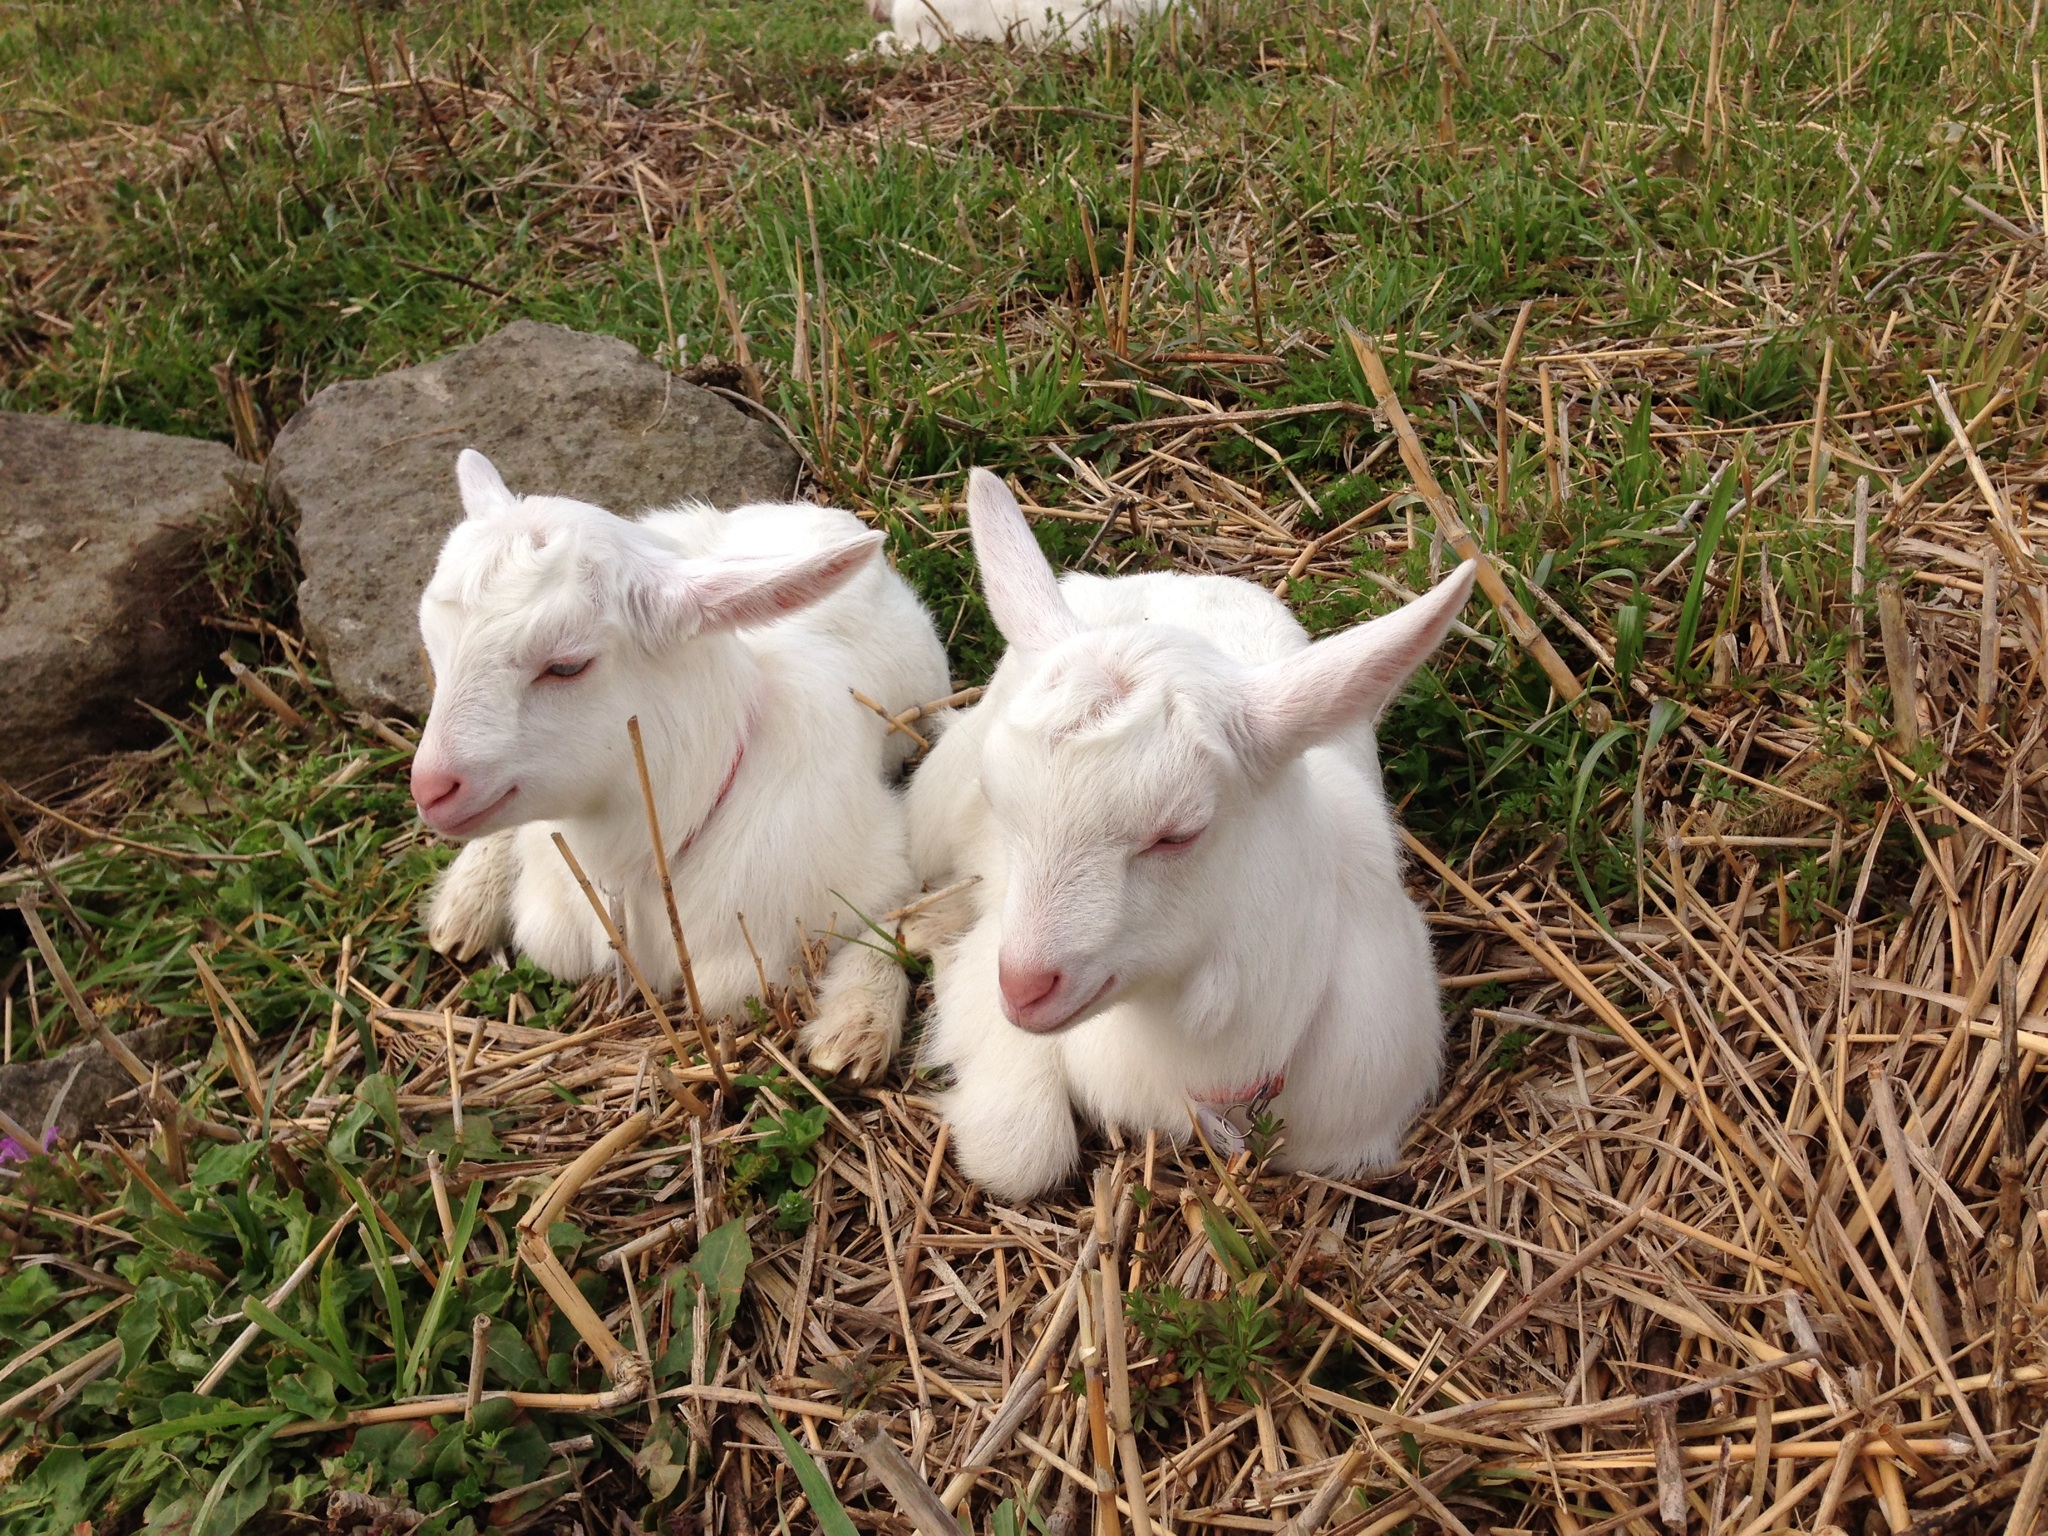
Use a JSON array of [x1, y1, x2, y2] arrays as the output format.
[[1342, 322, 1584, 702], [219, 648, 305, 728], [1874, 579, 1921, 750], [626, 714, 728, 1092], [1978, 553, 2001, 729], [1370, 1426, 1476, 1536], [1494, 300, 1536, 527], [852, 688, 932, 751], [1276, 1440, 1369, 1536], [1115, 85, 1142, 357], [840, 1413, 963, 1536], [1075, 1263, 1118, 1536], [1093, 1168, 1152, 1536], [1805, 335, 1835, 520], [1893, 386, 2014, 514], [1994, 957, 2028, 1434], [548, 831, 706, 1112], [514, 1110, 653, 1399], [465, 1312, 489, 1422], [1420, 1, 1470, 86], [1928, 375, 2033, 575], [19, 902, 150, 1088], [0, 1338, 122, 1422], [425, 1148, 458, 1267]]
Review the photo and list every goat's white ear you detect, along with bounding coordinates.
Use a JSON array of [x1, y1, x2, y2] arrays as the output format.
[[1239, 561, 1476, 768], [967, 468, 1077, 651], [455, 449, 516, 521], [644, 530, 884, 639]]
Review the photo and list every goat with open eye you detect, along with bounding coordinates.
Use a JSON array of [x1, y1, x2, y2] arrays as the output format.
[[411, 449, 949, 1077], [903, 470, 1475, 1200]]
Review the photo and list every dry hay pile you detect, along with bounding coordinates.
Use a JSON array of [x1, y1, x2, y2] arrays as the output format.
[[16, 337, 2048, 1536]]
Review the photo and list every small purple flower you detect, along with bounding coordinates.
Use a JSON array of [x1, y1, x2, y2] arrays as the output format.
[[0, 1128, 58, 1164]]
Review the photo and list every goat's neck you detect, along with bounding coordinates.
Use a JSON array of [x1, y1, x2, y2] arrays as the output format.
[[561, 634, 761, 893]]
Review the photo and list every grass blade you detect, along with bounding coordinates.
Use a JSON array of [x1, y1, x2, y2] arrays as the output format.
[[759, 1394, 860, 1536]]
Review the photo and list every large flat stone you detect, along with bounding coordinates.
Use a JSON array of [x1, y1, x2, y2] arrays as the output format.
[[271, 321, 802, 715], [0, 414, 256, 785]]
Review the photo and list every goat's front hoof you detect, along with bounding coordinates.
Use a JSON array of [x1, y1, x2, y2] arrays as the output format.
[[425, 832, 517, 960], [801, 945, 910, 1080], [799, 1001, 893, 1081]]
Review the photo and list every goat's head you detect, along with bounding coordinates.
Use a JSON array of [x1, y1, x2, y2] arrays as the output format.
[[410, 449, 880, 838], [963, 468, 1474, 1034]]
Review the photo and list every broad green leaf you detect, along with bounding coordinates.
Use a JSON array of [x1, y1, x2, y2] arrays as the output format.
[[190, 1141, 265, 1190], [689, 1219, 753, 1334], [482, 1319, 545, 1391], [355, 1073, 403, 1145]]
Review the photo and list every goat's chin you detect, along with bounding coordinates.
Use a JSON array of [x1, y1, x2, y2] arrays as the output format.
[[424, 785, 520, 839], [1003, 973, 1117, 1035]]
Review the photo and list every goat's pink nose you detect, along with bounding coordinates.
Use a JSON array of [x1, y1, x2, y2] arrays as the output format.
[[411, 762, 464, 814], [999, 963, 1062, 1014]]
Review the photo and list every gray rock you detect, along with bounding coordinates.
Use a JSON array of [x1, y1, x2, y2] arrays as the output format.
[[0, 1020, 195, 1147], [0, 415, 256, 785], [271, 321, 801, 715]]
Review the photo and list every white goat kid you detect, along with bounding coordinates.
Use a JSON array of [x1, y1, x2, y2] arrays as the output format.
[[907, 470, 1475, 1200], [413, 450, 949, 1077], [862, 0, 1169, 52]]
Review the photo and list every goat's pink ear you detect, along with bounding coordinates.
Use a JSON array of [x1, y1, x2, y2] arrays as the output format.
[[455, 449, 516, 521], [967, 469, 1077, 652], [1239, 561, 1477, 769], [666, 530, 884, 636]]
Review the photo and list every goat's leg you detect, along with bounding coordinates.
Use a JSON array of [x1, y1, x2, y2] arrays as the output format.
[[925, 922, 1080, 1201], [800, 938, 910, 1081], [941, 1037, 1078, 1202], [425, 831, 519, 960], [897, 880, 981, 958]]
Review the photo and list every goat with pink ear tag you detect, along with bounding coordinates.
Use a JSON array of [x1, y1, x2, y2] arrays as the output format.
[[905, 469, 1475, 1200], [413, 449, 949, 1078]]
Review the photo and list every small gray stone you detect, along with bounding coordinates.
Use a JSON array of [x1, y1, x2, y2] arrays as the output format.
[[0, 414, 257, 785], [270, 321, 801, 716], [0, 1020, 194, 1147]]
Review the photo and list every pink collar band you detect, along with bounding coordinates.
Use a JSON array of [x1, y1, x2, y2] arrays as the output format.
[[670, 728, 748, 865], [1194, 1070, 1286, 1110]]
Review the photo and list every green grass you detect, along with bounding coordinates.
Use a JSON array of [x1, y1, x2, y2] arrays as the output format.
[[2, 0, 2044, 1529]]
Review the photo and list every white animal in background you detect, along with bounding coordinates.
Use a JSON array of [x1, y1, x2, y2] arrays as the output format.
[[862, 0, 1168, 52], [904, 470, 1474, 1201], [412, 450, 949, 1078]]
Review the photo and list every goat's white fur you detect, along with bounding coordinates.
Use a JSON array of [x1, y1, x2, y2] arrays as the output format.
[[414, 450, 948, 1078], [905, 469, 1473, 1200], [862, 0, 1171, 53]]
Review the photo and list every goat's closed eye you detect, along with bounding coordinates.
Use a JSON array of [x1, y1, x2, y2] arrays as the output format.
[[539, 658, 592, 681], [1143, 828, 1203, 854]]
